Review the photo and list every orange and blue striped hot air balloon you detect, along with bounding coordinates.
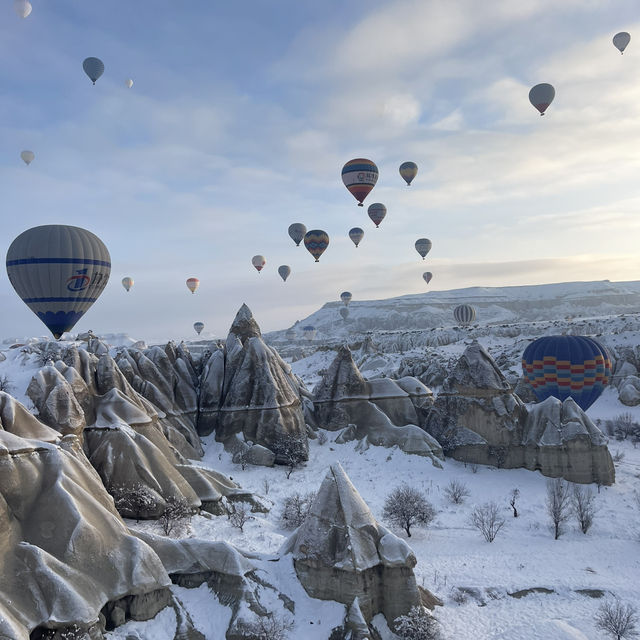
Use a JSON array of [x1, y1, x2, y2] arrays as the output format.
[[522, 335, 611, 411], [341, 158, 378, 206], [303, 230, 329, 262]]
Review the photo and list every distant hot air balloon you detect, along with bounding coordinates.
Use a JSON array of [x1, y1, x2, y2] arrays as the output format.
[[303, 230, 329, 262], [122, 277, 134, 292], [339, 308, 349, 321], [194, 321, 204, 335], [341, 158, 378, 206], [302, 325, 317, 341], [278, 265, 291, 282], [83, 57, 105, 85], [288, 223, 307, 247], [522, 335, 611, 411], [14, 0, 32, 18], [340, 291, 352, 306], [186, 278, 199, 294], [368, 203, 387, 228], [453, 304, 476, 326], [20, 150, 34, 166], [415, 238, 432, 260], [125, 78, 134, 89], [6, 225, 111, 339], [399, 161, 418, 186], [252, 255, 266, 272], [613, 32, 631, 54], [349, 227, 364, 247], [423, 272, 432, 284], [529, 83, 555, 116]]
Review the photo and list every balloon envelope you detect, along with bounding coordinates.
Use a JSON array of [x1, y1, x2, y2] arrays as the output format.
[[302, 325, 317, 341], [367, 203, 387, 228], [340, 291, 352, 306], [303, 230, 329, 262], [453, 304, 476, 325], [341, 158, 378, 206], [252, 255, 266, 272], [423, 272, 432, 284], [121, 277, 134, 292], [278, 265, 291, 282], [529, 83, 555, 115], [20, 150, 34, 165], [83, 57, 105, 85], [339, 308, 349, 320], [522, 335, 611, 410], [288, 223, 307, 246], [186, 278, 199, 294], [14, 0, 31, 18], [125, 78, 134, 89], [6, 225, 111, 339], [415, 238, 432, 259], [194, 322, 204, 335], [348, 227, 364, 247], [613, 32, 630, 54], [399, 161, 418, 186]]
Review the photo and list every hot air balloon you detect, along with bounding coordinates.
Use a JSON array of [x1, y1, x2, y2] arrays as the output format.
[[20, 150, 34, 166], [288, 223, 307, 247], [303, 230, 329, 262], [6, 225, 111, 339], [125, 78, 134, 89], [423, 272, 432, 284], [529, 83, 555, 116], [83, 57, 105, 85], [349, 227, 364, 247], [194, 322, 204, 335], [339, 308, 349, 320], [453, 304, 476, 326], [522, 335, 611, 411], [613, 32, 631, 54], [415, 238, 432, 260], [278, 265, 291, 282], [341, 158, 378, 206], [252, 255, 266, 272], [14, 0, 31, 18], [340, 291, 352, 306], [302, 325, 316, 341], [399, 161, 418, 186], [186, 278, 199, 294], [122, 277, 134, 292], [368, 203, 387, 228]]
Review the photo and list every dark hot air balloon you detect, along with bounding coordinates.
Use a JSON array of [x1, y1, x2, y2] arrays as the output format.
[[613, 32, 630, 54], [522, 335, 611, 411], [349, 227, 364, 247], [194, 322, 204, 335], [303, 230, 329, 262], [6, 225, 111, 339], [423, 272, 432, 284], [340, 291, 352, 306], [453, 304, 476, 325], [288, 223, 306, 246], [415, 238, 432, 260], [368, 203, 387, 228], [278, 265, 291, 281], [341, 158, 378, 206], [83, 57, 105, 85], [399, 161, 418, 186], [529, 83, 555, 116], [339, 308, 349, 320]]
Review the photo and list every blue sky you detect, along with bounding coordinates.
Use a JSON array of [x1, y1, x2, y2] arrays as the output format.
[[1, 0, 640, 341]]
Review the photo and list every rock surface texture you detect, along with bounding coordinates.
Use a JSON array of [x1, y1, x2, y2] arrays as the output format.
[[424, 341, 615, 484]]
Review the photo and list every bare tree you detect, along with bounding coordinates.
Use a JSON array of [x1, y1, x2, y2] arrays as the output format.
[[108, 483, 159, 522], [229, 503, 252, 532], [242, 614, 294, 640], [444, 480, 470, 505], [280, 492, 315, 530], [394, 605, 443, 640], [159, 496, 192, 537], [571, 485, 596, 534], [546, 478, 571, 540], [509, 488, 520, 518], [271, 433, 307, 479], [469, 501, 506, 543], [383, 485, 436, 538], [595, 599, 638, 640]]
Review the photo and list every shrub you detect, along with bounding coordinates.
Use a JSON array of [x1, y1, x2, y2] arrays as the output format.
[[280, 492, 315, 529], [229, 503, 252, 532], [571, 485, 596, 534], [443, 480, 470, 505], [271, 433, 307, 478], [383, 485, 436, 538], [242, 614, 294, 640], [469, 501, 506, 543], [394, 606, 443, 640], [159, 496, 192, 537]]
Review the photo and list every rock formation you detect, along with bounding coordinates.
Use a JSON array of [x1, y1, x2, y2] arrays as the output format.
[[312, 346, 443, 463], [424, 341, 615, 484], [198, 304, 308, 457], [281, 463, 422, 630]]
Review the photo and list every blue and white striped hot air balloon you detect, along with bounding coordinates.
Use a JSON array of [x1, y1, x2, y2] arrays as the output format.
[[348, 227, 364, 247], [6, 225, 111, 339]]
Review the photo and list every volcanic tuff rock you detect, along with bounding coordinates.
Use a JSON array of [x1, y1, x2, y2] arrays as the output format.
[[313, 346, 443, 462], [198, 304, 308, 456], [424, 341, 615, 484], [281, 463, 421, 629]]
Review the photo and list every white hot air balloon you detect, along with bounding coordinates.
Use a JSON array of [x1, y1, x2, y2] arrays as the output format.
[[613, 32, 631, 54], [20, 150, 35, 166], [14, 0, 32, 18], [125, 78, 134, 89]]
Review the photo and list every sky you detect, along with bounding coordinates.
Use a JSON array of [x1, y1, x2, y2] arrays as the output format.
[[1, 0, 640, 342]]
